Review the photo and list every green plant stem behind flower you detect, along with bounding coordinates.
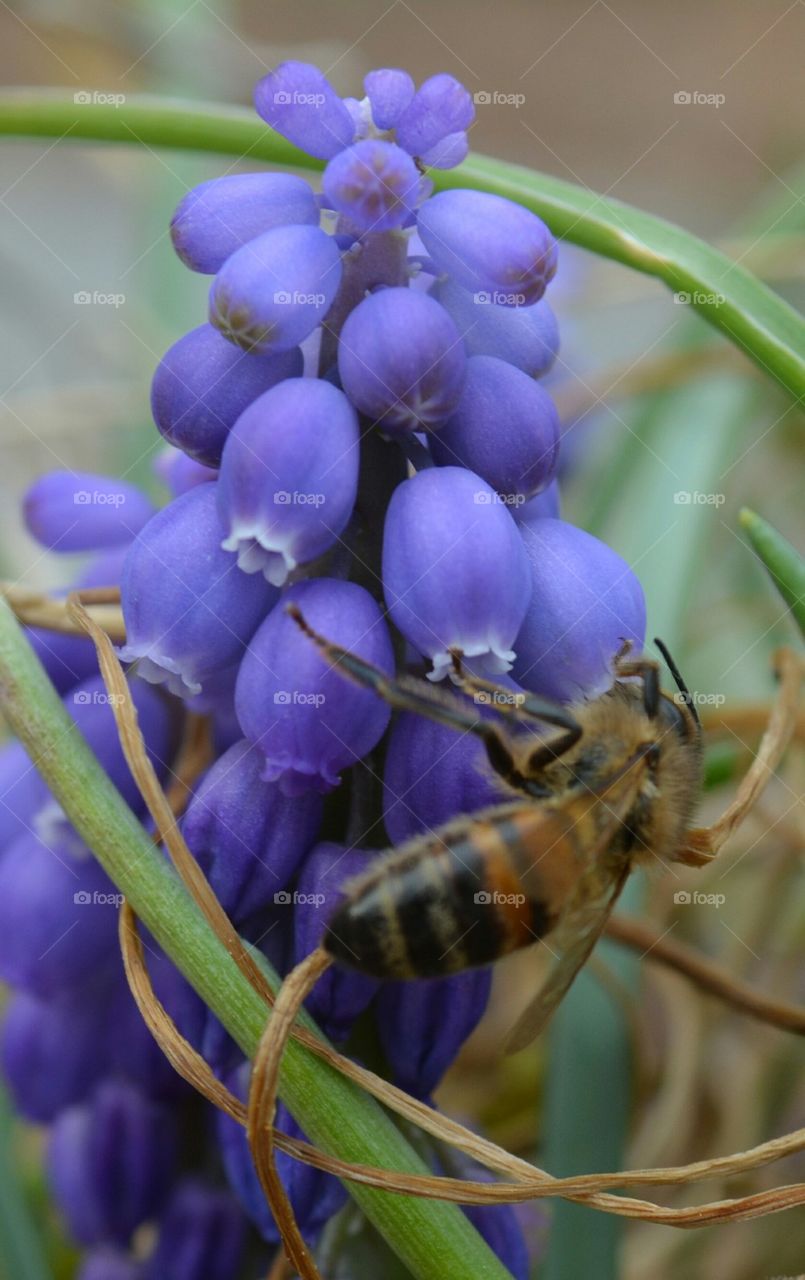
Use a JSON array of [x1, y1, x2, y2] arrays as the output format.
[[739, 509, 805, 639], [0, 92, 802, 401], [0, 596, 511, 1280]]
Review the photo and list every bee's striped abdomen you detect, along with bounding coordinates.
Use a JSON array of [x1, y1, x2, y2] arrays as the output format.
[[324, 807, 562, 979]]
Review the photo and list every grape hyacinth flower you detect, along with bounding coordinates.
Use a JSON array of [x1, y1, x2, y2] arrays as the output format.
[[383, 466, 532, 679], [429, 354, 560, 501], [3, 56, 653, 1280], [210, 223, 342, 353], [151, 323, 303, 467], [513, 517, 647, 702], [23, 471, 155, 552], [171, 172, 319, 273], [236, 578, 394, 795], [417, 190, 558, 305], [119, 482, 276, 698], [47, 1081, 177, 1246], [217, 376, 360, 585], [181, 737, 323, 920], [144, 1180, 246, 1280], [338, 287, 466, 434], [431, 276, 559, 377]]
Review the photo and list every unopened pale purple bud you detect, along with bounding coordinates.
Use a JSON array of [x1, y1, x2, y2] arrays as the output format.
[[217, 378, 359, 586], [182, 738, 323, 920], [384, 711, 509, 844], [322, 140, 422, 232], [151, 323, 302, 467], [382, 467, 532, 679], [210, 224, 342, 354], [395, 73, 474, 159], [512, 517, 646, 702], [364, 68, 415, 129], [293, 842, 380, 1038], [171, 173, 318, 274], [120, 484, 277, 698], [154, 446, 217, 497], [338, 287, 465, 434], [0, 833, 120, 996], [235, 578, 393, 796], [420, 130, 469, 169], [515, 478, 560, 523], [432, 276, 559, 376], [48, 1081, 177, 1246], [376, 968, 492, 1096], [254, 62, 355, 160], [218, 1074, 345, 1243], [1, 984, 110, 1122], [418, 190, 557, 305], [23, 471, 154, 553], [430, 355, 560, 501]]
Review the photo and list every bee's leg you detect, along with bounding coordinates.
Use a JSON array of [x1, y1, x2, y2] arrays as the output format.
[[287, 605, 532, 790], [675, 646, 803, 866], [448, 651, 582, 739], [613, 652, 661, 719]]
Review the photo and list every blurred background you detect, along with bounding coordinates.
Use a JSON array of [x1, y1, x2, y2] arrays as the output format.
[[0, 3, 802, 1279]]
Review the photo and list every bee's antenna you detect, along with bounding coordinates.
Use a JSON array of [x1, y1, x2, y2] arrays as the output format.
[[654, 637, 700, 728]]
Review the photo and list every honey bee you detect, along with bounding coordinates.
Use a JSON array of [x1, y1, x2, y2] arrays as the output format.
[[288, 605, 743, 1049]]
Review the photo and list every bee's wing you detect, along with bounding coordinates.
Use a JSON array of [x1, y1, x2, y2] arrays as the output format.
[[503, 853, 630, 1054]]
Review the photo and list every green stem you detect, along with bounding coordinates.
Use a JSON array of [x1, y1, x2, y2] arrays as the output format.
[[0, 91, 802, 400], [739, 508, 805, 639], [0, 596, 510, 1280]]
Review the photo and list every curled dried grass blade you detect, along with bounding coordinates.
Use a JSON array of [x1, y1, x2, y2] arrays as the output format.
[[681, 646, 803, 862], [605, 914, 805, 1033], [247, 948, 332, 1280], [2, 582, 126, 640], [119, 893, 805, 1229]]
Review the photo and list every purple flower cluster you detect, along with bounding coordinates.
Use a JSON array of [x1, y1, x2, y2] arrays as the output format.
[[3, 61, 647, 1277]]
